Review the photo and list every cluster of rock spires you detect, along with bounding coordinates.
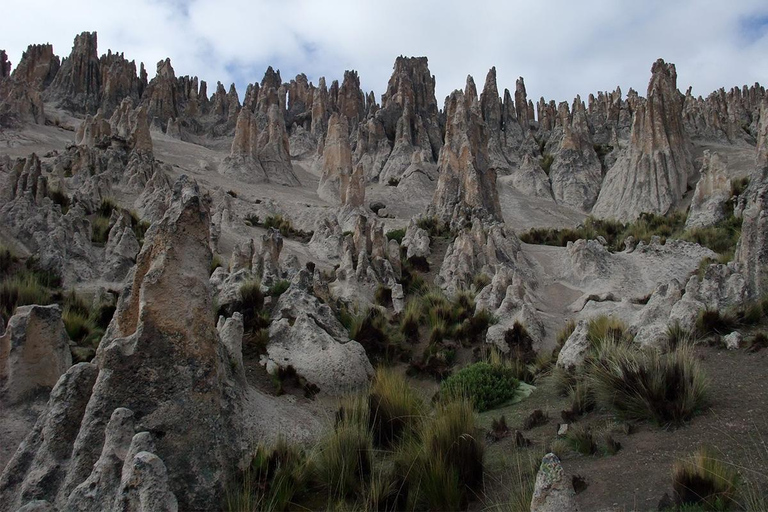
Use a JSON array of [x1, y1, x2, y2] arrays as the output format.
[[2, 28, 768, 512], [3, 32, 766, 222]]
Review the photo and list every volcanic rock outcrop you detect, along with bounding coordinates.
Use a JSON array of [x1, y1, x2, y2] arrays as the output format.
[[220, 70, 299, 186], [0, 305, 72, 404], [548, 98, 603, 211], [0, 177, 242, 510], [428, 81, 502, 227], [685, 151, 732, 229], [593, 59, 694, 221]]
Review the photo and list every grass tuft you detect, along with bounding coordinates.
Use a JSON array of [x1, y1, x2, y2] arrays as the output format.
[[672, 446, 739, 510]]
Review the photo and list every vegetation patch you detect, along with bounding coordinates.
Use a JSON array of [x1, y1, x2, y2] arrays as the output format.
[[385, 228, 405, 245], [440, 361, 519, 412], [671, 446, 739, 510]]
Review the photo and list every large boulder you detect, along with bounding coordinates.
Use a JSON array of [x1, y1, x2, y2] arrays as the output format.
[[530, 453, 578, 512], [0, 305, 72, 403], [685, 151, 732, 230]]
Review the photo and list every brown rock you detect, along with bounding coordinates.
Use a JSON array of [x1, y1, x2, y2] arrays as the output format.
[[46, 31, 101, 113], [318, 113, 353, 203], [428, 81, 502, 227], [11, 44, 60, 89], [0, 305, 72, 404]]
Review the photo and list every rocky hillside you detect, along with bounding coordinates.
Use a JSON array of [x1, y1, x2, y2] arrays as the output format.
[[1, 31, 767, 511]]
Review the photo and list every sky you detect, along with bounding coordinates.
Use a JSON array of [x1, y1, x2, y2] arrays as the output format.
[[4, 0, 768, 108]]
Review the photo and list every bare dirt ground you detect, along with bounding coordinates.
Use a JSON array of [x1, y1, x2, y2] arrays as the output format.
[[479, 344, 768, 512]]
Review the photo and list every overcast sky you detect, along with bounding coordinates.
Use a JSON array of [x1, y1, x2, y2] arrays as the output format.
[[4, 0, 768, 108]]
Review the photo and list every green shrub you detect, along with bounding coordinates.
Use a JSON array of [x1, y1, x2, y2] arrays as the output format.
[[91, 215, 112, 245], [374, 285, 392, 307], [62, 306, 102, 346], [48, 188, 70, 213], [696, 309, 738, 337], [245, 214, 260, 226], [386, 228, 406, 244], [440, 362, 519, 412], [589, 343, 708, 426], [472, 273, 491, 291], [313, 415, 373, 499], [267, 280, 290, 298], [0, 273, 53, 320], [0, 246, 16, 275], [672, 447, 739, 510], [367, 368, 423, 448], [682, 215, 742, 257], [348, 308, 402, 364], [210, 254, 225, 275], [565, 424, 597, 455], [400, 300, 421, 341], [97, 198, 118, 217], [540, 154, 554, 175], [226, 439, 307, 512], [416, 216, 447, 238], [453, 309, 494, 345], [387, 177, 400, 187]]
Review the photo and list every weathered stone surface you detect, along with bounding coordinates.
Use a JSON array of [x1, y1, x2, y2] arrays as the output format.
[[685, 151, 731, 230], [401, 218, 430, 259], [221, 71, 299, 186], [669, 263, 748, 331], [555, 320, 589, 372], [318, 113, 352, 203], [266, 270, 373, 395], [46, 32, 101, 113], [0, 363, 98, 511], [593, 59, 694, 221], [428, 82, 502, 227], [501, 154, 552, 199], [549, 98, 602, 211], [0, 305, 72, 403], [11, 44, 60, 89], [530, 453, 578, 512], [735, 164, 768, 299]]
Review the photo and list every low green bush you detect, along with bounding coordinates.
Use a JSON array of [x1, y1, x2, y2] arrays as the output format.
[[385, 228, 406, 245], [440, 362, 519, 412]]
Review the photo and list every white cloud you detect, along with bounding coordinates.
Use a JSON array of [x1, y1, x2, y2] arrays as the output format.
[[3, 0, 768, 108]]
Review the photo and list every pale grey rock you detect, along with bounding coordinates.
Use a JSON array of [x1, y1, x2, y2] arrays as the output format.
[[735, 165, 768, 300], [217, 313, 245, 382], [0, 363, 98, 511], [631, 279, 684, 348], [549, 98, 602, 211], [686, 151, 732, 230], [501, 154, 553, 199], [530, 453, 577, 512], [593, 59, 694, 222], [401, 219, 430, 260], [724, 331, 743, 350], [555, 320, 590, 372], [0, 305, 72, 403], [669, 263, 749, 331], [266, 270, 373, 395]]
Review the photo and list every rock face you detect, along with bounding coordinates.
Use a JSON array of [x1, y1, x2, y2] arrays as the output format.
[[11, 44, 60, 89], [0, 305, 72, 403], [0, 177, 241, 511], [685, 151, 732, 229], [220, 70, 299, 186], [549, 98, 603, 211], [266, 270, 373, 395], [46, 32, 101, 113], [318, 113, 353, 203], [593, 59, 694, 221], [530, 453, 578, 512], [428, 82, 502, 227], [735, 163, 768, 300]]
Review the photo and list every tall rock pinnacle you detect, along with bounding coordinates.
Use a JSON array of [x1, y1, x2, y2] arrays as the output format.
[[592, 59, 693, 221], [428, 79, 502, 226]]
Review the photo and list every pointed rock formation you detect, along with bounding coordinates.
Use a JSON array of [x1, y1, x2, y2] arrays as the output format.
[[735, 161, 768, 300], [318, 113, 353, 203], [0, 177, 242, 510], [685, 151, 731, 229], [428, 82, 502, 227], [0, 50, 10, 79], [46, 31, 101, 113], [220, 70, 299, 186], [99, 50, 144, 115], [11, 44, 60, 89], [593, 59, 694, 221], [0, 305, 72, 404], [480, 67, 512, 174], [549, 97, 603, 211]]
